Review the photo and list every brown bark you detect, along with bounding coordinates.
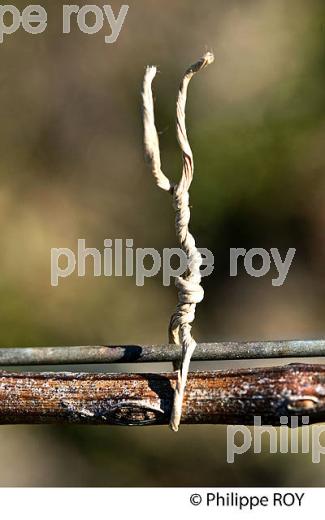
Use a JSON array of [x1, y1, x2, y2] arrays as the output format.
[[0, 364, 324, 426]]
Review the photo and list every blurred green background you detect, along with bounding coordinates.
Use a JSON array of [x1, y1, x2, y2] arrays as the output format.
[[0, 0, 324, 486]]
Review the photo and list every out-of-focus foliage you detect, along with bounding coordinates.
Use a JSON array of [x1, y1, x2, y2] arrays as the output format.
[[0, 0, 324, 485]]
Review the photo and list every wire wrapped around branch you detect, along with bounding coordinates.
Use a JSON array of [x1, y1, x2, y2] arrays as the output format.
[[142, 52, 214, 431]]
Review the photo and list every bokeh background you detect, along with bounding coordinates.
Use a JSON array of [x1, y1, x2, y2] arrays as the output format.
[[0, 0, 324, 485]]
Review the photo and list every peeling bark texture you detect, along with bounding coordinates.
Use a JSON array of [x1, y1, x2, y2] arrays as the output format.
[[0, 364, 325, 426]]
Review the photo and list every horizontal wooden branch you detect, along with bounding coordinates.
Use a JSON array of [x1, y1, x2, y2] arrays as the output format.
[[0, 340, 324, 365], [1, 364, 325, 425]]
